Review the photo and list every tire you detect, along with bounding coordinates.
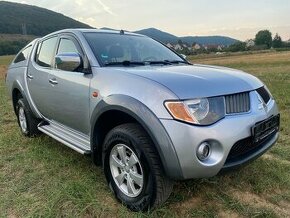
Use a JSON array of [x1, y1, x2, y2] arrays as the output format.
[[16, 98, 41, 137], [102, 123, 173, 211]]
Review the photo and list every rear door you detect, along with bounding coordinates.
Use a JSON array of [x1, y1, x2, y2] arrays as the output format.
[[27, 36, 58, 119], [48, 35, 91, 134]]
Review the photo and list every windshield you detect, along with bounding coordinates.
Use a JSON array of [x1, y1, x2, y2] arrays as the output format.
[[84, 32, 186, 66]]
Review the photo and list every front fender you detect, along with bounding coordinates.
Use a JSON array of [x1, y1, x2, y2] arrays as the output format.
[[90, 94, 183, 179]]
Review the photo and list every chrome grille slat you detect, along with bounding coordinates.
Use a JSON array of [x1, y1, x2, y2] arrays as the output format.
[[225, 92, 250, 114]]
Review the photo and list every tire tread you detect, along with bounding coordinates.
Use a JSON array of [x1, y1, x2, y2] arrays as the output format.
[[16, 98, 41, 137], [104, 123, 173, 210]]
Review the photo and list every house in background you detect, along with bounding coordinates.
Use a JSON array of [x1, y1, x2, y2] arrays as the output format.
[[174, 44, 183, 51], [204, 44, 222, 51], [166, 42, 225, 53], [245, 39, 255, 48], [166, 43, 173, 48], [192, 43, 202, 50], [217, 45, 223, 51]]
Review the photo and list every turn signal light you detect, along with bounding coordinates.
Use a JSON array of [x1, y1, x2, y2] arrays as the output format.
[[92, 91, 99, 97], [164, 101, 197, 124]]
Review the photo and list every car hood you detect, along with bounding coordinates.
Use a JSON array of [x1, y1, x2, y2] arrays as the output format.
[[109, 64, 263, 99]]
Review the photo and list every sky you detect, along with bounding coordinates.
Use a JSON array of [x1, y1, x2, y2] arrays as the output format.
[[6, 0, 290, 40]]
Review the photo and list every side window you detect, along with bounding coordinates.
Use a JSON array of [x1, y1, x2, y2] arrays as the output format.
[[14, 45, 32, 63], [36, 37, 57, 67], [57, 38, 79, 54]]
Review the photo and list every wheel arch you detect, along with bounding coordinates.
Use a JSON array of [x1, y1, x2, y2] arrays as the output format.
[[90, 95, 183, 179], [11, 81, 26, 114]]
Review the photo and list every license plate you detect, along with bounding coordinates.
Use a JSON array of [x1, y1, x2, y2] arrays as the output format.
[[252, 114, 280, 143]]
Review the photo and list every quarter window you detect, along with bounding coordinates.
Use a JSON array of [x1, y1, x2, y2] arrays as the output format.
[[14, 45, 32, 63], [36, 37, 57, 67]]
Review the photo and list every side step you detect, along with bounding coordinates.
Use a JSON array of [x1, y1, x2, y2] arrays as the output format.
[[38, 121, 91, 155]]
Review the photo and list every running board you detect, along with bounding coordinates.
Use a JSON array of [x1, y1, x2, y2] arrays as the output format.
[[38, 122, 91, 155]]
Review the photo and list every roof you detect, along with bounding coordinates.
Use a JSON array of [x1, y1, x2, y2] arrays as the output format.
[[43, 28, 144, 39]]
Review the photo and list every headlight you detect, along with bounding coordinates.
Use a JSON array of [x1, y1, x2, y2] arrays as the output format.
[[165, 97, 225, 125]]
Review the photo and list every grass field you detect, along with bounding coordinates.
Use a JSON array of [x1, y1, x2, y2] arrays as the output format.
[[0, 52, 290, 217]]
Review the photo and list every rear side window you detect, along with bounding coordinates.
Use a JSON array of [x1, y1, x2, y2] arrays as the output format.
[[36, 37, 57, 67], [57, 38, 79, 54], [14, 45, 32, 63]]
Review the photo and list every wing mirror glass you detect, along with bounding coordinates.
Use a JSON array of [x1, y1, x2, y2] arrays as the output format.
[[55, 52, 83, 72]]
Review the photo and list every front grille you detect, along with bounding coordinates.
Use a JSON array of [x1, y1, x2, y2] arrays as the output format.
[[257, 86, 271, 104], [225, 92, 250, 114], [225, 131, 276, 164]]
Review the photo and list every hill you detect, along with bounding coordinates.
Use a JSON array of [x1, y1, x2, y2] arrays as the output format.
[[134, 28, 179, 43], [135, 28, 238, 46], [180, 35, 237, 46], [0, 1, 238, 55], [100, 27, 238, 46], [0, 1, 92, 36]]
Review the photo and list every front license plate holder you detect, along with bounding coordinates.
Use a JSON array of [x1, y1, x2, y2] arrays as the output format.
[[252, 114, 280, 143]]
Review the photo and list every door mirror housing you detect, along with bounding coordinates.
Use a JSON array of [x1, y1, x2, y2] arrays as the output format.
[[55, 52, 83, 72]]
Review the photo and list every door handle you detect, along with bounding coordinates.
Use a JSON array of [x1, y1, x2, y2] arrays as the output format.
[[49, 78, 58, 85], [27, 74, 33, 79]]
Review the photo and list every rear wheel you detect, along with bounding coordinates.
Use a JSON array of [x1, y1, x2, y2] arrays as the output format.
[[103, 123, 173, 211], [16, 98, 41, 137]]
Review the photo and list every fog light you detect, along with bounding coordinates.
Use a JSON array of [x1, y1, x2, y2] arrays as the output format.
[[197, 142, 211, 161]]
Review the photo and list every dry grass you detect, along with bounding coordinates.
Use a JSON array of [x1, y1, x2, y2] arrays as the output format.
[[0, 65, 7, 80], [1, 52, 290, 217]]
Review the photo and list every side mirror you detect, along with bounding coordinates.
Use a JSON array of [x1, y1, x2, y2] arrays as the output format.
[[180, 54, 187, 60], [55, 52, 82, 72]]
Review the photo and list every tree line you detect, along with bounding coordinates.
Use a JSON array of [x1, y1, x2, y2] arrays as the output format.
[[227, 30, 289, 52], [0, 40, 30, 56]]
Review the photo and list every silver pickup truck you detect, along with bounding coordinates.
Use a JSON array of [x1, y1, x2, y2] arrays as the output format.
[[6, 29, 280, 211]]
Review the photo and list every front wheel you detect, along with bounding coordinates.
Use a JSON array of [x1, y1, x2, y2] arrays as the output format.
[[103, 123, 173, 211]]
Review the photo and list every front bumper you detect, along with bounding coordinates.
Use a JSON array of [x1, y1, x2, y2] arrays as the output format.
[[160, 91, 279, 179]]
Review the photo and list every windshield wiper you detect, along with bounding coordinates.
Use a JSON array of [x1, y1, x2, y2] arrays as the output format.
[[147, 61, 173, 65], [104, 60, 190, 67], [104, 61, 145, 66], [163, 60, 191, 65], [148, 60, 190, 65]]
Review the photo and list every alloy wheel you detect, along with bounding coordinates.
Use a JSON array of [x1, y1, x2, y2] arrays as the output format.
[[109, 143, 144, 197], [18, 107, 27, 133]]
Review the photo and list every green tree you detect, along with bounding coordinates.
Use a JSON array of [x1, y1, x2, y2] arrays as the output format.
[[227, 41, 246, 52], [0, 40, 29, 55], [255, 30, 272, 49], [272, 33, 283, 48]]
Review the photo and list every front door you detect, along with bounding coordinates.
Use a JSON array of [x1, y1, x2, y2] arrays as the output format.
[[48, 35, 91, 135]]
